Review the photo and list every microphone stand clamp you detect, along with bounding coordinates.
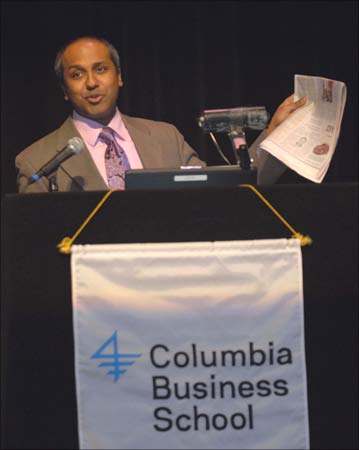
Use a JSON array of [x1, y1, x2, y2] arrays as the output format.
[[228, 127, 251, 170], [48, 173, 59, 192]]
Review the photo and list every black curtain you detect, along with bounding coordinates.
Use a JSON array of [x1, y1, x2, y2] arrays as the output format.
[[1, 1, 358, 194]]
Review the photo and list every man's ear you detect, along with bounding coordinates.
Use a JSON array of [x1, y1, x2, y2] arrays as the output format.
[[62, 83, 69, 101], [118, 73, 123, 87]]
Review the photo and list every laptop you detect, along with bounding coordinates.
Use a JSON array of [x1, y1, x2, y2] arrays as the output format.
[[125, 165, 257, 190]]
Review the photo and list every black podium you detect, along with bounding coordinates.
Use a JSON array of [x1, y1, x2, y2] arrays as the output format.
[[1, 183, 358, 449]]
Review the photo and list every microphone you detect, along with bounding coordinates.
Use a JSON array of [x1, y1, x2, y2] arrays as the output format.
[[28, 137, 85, 184], [198, 106, 269, 133]]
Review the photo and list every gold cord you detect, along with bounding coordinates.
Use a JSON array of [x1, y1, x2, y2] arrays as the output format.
[[57, 190, 114, 254], [57, 184, 312, 254], [240, 184, 312, 246]]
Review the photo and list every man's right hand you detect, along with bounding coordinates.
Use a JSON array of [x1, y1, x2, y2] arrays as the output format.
[[265, 94, 307, 137]]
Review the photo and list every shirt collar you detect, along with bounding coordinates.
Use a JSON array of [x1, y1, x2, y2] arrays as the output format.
[[72, 108, 128, 146]]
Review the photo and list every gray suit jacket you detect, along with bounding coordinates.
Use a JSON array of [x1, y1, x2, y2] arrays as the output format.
[[15, 114, 286, 193]]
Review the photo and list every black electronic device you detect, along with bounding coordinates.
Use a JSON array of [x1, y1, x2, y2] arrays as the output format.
[[125, 166, 257, 190]]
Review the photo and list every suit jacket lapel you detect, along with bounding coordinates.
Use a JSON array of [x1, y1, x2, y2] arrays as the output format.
[[122, 114, 166, 169], [57, 117, 108, 190]]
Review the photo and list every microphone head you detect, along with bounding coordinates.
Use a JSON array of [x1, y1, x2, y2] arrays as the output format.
[[67, 137, 85, 155]]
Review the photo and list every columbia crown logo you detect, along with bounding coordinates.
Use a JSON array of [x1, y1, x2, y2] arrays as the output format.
[[91, 331, 142, 382]]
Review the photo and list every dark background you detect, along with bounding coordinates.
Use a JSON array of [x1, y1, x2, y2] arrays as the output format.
[[1, 1, 358, 194]]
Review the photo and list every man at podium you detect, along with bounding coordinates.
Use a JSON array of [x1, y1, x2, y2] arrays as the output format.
[[15, 36, 306, 193]]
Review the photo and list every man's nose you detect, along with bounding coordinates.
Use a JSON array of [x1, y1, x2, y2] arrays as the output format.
[[86, 72, 99, 89]]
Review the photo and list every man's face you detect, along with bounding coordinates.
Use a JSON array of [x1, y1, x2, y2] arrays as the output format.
[[62, 38, 123, 125]]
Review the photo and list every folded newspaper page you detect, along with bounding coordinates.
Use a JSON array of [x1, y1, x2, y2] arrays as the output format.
[[259, 75, 347, 183]]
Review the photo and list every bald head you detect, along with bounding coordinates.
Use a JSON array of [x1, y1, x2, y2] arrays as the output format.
[[54, 36, 121, 91]]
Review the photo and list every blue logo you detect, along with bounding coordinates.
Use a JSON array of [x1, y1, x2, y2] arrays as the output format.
[[91, 331, 142, 382]]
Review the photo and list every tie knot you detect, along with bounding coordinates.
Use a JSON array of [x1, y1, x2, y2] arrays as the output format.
[[99, 127, 115, 145]]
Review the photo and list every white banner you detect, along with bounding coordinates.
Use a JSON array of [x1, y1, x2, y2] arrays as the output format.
[[71, 239, 309, 449]]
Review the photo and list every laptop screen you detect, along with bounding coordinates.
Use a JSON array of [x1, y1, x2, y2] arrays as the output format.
[[125, 166, 257, 190]]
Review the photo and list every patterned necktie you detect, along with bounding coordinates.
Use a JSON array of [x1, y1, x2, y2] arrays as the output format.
[[98, 127, 131, 189]]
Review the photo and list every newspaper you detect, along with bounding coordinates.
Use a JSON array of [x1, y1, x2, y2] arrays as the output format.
[[259, 75, 347, 183]]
